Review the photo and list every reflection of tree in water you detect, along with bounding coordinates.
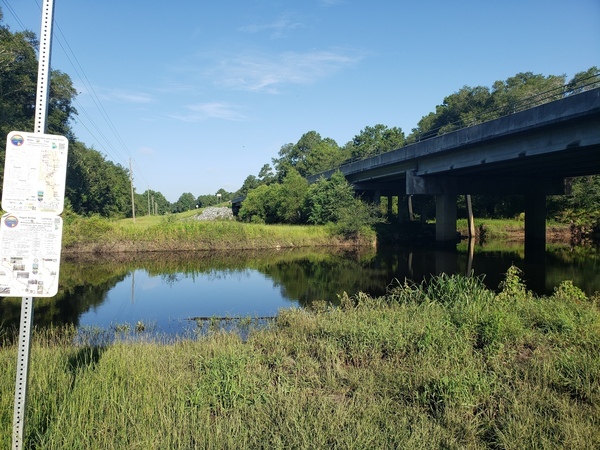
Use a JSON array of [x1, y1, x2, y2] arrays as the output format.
[[259, 250, 412, 308], [4, 244, 594, 338], [0, 259, 130, 335], [161, 273, 182, 287]]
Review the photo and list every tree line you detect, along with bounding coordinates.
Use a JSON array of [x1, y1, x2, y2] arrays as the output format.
[[234, 67, 600, 239], [2, 10, 598, 233]]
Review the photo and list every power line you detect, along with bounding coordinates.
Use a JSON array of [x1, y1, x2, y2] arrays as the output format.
[[3, 0, 151, 191], [2, 1, 27, 30]]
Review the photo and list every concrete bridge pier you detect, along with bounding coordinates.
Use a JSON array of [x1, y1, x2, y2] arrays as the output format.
[[436, 192, 458, 243], [407, 172, 459, 244], [524, 193, 547, 262]]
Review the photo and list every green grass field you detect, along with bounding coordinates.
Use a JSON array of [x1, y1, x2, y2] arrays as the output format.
[[62, 209, 342, 253], [1, 268, 598, 449]]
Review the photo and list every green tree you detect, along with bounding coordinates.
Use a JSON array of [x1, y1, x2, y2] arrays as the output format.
[[173, 192, 197, 212], [274, 168, 309, 224], [305, 171, 356, 224], [196, 195, 215, 208], [236, 174, 261, 197], [332, 197, 383, 240], [411, 86, 493, 139], [145, 190, 170, 215], [0, 20, 37, 137], [272, 131, 347, 179], [65, 141, 131, 217], [1, 14, 78, 196], [238, 169, 308, 224], [554, 176, 600, 229], [258, 163, 276, 185], [348, 124, 405, 159], [238, 184, 272, 223], [490, 71, 565, 113], [409, 71, 568, 141], [566, 66, 600, 94], [215, 188, 232, 203], [47, 70, 78, 140], [136, 189, 171, 216]]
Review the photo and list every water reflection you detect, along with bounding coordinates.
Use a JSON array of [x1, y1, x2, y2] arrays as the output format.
[[0, 243, 598, 336]]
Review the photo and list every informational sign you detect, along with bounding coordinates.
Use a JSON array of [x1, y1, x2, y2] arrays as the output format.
[[1, 130, 68, 298], [2, 131, 68, 214], [0, 213, 63, 297]]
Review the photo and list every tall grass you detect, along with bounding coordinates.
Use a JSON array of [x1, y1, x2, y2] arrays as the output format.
[[62, 212, 341, 253], [1, 269, 599, 448]]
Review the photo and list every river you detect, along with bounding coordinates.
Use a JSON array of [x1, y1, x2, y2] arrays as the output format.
[[0, 241, 598, 338]]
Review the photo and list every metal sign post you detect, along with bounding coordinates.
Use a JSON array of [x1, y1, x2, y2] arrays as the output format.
[[11, 297, 33, 449], [4, 1, 58, 449], [34, 0, 55, 135]]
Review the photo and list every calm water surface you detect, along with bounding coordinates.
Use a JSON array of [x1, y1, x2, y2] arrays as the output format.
[[79, 268, 293, 334], [1, 242, 598, 337]]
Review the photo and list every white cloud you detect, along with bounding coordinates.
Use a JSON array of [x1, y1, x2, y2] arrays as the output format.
[[212, 49, 363, 93], [138, 146, 156, 156], [319, 0, 345, 6], [168, 102, 246, 122], [239, 16, 303, 39], [100, 89, 154, 104]]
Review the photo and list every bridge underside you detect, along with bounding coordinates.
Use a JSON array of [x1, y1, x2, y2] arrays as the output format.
[[350, 138, 599, 253], [306, 89, 600, 256], [350, 116, 600, 256]]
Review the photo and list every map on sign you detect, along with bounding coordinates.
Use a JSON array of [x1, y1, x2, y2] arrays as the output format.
[[2, 131, 69, 214], [0, 213, 63, 297]]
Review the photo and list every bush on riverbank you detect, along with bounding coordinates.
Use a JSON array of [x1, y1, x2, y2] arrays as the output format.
[[1, 268, 598, 448]]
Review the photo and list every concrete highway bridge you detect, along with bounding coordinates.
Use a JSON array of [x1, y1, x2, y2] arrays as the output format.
[[308, 87, 600, 257]]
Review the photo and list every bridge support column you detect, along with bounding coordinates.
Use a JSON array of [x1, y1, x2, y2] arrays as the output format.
[[373, 190, 381, 206], [525, 194, 546, 262], [436, 193, 457, 243]]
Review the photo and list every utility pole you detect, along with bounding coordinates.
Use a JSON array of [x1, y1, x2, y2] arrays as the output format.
[[129, 158, 135, 222], [147, 187, 151, 216]]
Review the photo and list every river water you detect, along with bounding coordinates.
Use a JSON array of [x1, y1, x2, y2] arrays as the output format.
[[0, 241, 598, 338]]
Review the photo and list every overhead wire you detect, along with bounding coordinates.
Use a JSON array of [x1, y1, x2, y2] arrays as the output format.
[[2, 1, 27, 31], [3, 0, 152, 191]]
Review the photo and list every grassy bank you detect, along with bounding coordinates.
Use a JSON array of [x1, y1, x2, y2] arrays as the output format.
[[1, 269, 599, 449], [456, 218, 571, 242], [62, 210, 369, 254], [61, 210, 571, 254]]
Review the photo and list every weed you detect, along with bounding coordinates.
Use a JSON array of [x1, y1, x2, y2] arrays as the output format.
[[2, 272, 599, 448]]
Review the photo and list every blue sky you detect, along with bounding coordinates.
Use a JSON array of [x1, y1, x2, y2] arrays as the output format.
[[2, 0, 599, 202]]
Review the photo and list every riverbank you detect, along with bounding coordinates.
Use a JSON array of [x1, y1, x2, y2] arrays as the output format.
[[62, 211, 367, 254], [1, 269, 598, 448], [456, 218, 572, 243], [61, 208, 573, 254]]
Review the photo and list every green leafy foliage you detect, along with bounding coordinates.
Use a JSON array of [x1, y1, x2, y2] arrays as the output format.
[[272, 131, 349, 179], [238, 184, 271, 223], [330, 198, 382, 240], [66, 142, 132, 217], [172, 192, 196, 213], [239, 169, 308, 224], [305, 171, 356, 225], [0, 16, 139, 218], [347, 124, 406, 159]]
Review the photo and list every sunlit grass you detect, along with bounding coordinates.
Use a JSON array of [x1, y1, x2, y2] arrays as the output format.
[[62, 210, 338, 253], [1, 270, 599, 449]]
